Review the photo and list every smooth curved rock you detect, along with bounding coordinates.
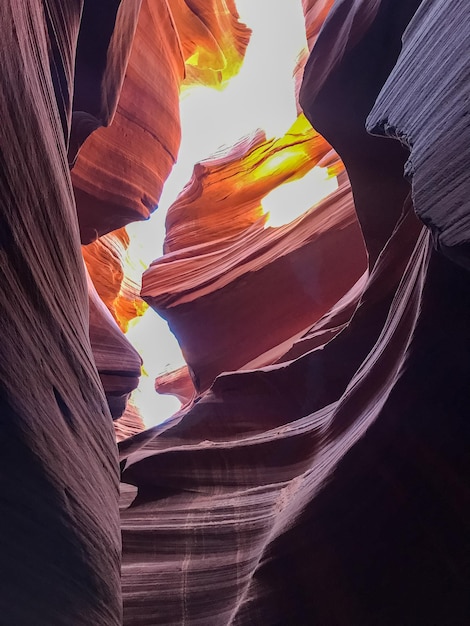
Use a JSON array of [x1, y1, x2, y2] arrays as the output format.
[[4, 0, 470, 624], [0, 1, 122, 622], [142, 116, 366, 391], [72, 0, 185, 243], [115, 400, 146, 443], [155, 365, 196, 406], [72, 0, 251, 244], [299, 0, 424, 264], [163, 115, 333, 253], [302, 0, 335, 50], [119, 1, 470, 623], [121, 207, 451, 624], [69, 0, 142, 163], [88, 270, 142, 419], [143, 172, 366, 392]]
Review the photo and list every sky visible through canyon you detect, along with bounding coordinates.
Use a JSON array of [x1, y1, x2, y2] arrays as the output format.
[[125, 0, 337, 426]]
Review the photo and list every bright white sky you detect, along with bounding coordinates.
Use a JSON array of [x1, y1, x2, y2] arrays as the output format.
[[126, 0, 334, 427]]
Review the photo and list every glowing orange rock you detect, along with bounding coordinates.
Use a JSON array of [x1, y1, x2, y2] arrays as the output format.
[[143, 169, 366, 391], [169, 0, 251, 89], [163, 114, 336, 254], [75, 0, 252, 431], [72, 0, 251, 244], [87, 271, 142, 419], [141, 116, 354, 393], [83, 228, 147, 332], [72, 1, 185, 243]]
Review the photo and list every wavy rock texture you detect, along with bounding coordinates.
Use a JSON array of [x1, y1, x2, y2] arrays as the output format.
[[3, 0, 470, 624], [72, 0, 185, 243], [120, 1, 470, 624], [72, 0, 251, 244], [0, 1, 122, 623], [300, 0, 424, 265], [69, 0, 142, 163], [163, 115, 333, 253], [294, 0, 335, 117], [78, 0, 251, 422], [143, 172, 366, 392], [170, 0, 251, 89], [295, 0, 336, 103], [115, 400, 146, 443], [366, 0, 470, 270], [142, 117, 367, 392], [2, 0, 249, 623], [88, 270, 142, 419], [302, 0, 335, 50], [155, 365, 196, 406], [83, 228, 147, 332]]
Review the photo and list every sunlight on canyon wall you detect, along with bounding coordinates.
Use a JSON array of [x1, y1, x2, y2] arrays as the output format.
[[5, 1, 470, 622], [125, 0, 338, 427]]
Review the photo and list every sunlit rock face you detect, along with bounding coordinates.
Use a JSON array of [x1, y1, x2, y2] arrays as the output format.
[[72, 0, 251, 244], [83, 228, 147, 333], [72, 0, 185, 243], [162, 115, 333, 253], [170, 0, 251, 89], [87, 270, 142, 419], [78, 0, 251, 421], [83, 234, 144, 423], [141, 115, 368, 394], [143, 162, 367, 391]]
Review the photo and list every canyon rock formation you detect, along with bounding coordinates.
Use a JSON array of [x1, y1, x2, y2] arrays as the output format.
[[142, 120, 367, 392], [1, 0, 470, 625], [0, 2, 122, 623]]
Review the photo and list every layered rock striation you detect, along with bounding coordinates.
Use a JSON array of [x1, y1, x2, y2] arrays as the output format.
[[83, 228, 147, 333], [120, 1, 470, 624], [367, 0, 470, 270], [143, 170, 367, 392], [141, 116, 367, 392], [0, 0, 250, 623], [0, 2, 122, 623], [2, 0, 470, 625]]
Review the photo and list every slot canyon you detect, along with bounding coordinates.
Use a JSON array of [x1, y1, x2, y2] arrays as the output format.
[[1, 0, 469, 624]]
